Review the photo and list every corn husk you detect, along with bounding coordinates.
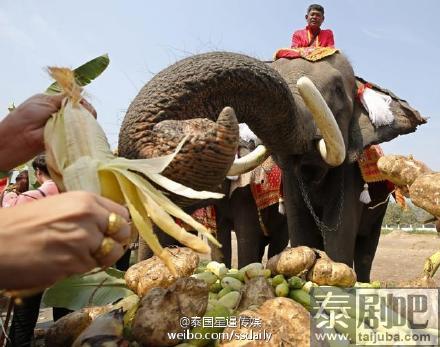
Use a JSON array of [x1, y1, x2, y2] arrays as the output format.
[[44, 67, 222, 275]]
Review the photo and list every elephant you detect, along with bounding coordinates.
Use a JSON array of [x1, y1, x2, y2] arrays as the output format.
[[119, 51, 425, 282], [199, 134, 289, 269]]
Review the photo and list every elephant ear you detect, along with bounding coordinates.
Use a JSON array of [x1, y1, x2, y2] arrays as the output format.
[[347, 76, 427, 162]]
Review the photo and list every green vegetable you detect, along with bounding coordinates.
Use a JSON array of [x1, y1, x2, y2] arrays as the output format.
[[288, 289, 311, 310], [191, 272, 218, 286], [288, 276, 305, 289], [275, 281, 289, 297], [220, 277, 243, 291], [217, 287, 232, 299], [217, 291, 241, 310], [271, 274, 286, 287], [186, 305, 231, 347], [210, 282, 222, 293]]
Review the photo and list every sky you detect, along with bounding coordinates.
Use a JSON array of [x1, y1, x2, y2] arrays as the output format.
[[1, 0, 439, 170]]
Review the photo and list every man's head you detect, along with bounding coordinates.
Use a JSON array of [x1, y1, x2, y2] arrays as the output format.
[[32, 154, 50, 184], [306, 4, 325, 30], [15, 170, 29, 193]]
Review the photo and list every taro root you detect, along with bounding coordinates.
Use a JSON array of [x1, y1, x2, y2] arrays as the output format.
[[125, 247, 199, 296], [132, 277, 209, 346], [410, 173, 440, 217], [266, 246, 316, 277], [307, 250, 356, 287], [377, 155, 432, 186], [237, 276, 275, 312], [221, 297, 311, 347], [45, 309, 93, 347], [72, 309, 126, 347], [45, 296, 139, 347]]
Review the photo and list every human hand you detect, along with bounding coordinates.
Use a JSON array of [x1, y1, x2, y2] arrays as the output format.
[[0, 93, 97, 171], [0, 191, 131, 289]]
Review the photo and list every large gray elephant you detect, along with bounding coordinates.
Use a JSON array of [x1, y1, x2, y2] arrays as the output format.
[[206, 138, 289, 269], [119, 51, 425, 281]]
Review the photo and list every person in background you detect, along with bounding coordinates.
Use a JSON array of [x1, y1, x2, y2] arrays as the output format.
[[7, 155, 60, 347], [291, 4, 334, 48], [14, 155, 58, 204], [0, 170, 28, 208]]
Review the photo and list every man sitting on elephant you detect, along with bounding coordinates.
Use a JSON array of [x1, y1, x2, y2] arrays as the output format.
[[291, 4, 334, 48]]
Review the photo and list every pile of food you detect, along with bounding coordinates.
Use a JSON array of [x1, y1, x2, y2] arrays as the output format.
[[43, 244, 440, 347]]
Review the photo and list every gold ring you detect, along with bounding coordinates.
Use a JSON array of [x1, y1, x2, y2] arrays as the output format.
[[106, 213, 124, 236], [93, 237, 116, 260]]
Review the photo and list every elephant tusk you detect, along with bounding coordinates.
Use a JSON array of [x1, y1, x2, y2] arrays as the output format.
[[297, 76, 346, 167], [226, 145, 270, 176]]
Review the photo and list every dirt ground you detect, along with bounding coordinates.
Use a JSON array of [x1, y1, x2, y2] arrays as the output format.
[[370, 230, 440, 285]]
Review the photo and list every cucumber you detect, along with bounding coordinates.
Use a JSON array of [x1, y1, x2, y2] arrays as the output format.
[[209, 282, 223, 293], [217, 291, 241, 310], [186, 305, 231, 347], [220, 277, 243, 291], [224, 271, 244, 282], [272, 274, 286, 287], [289, 289, 311, 310], [191, 272, 218, 286], [217, 287, 232, 299], [288, 276, 305, 289], [275, 281, 289, 297]]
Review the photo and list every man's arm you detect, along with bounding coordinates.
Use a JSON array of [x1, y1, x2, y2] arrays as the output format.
[[291, 30, 303, 48], [326, 30, 335, 48]]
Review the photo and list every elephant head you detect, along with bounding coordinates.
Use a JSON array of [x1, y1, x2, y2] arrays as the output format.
[[118, 51, 425, 201], [120, 53, 348, 194]]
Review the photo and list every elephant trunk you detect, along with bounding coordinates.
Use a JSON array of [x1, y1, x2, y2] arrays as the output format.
[[119, 52, 305, 193]]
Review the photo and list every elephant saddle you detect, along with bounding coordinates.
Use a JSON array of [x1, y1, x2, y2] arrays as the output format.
[[273, 46, 338, 62], [357, 145, 387, 183]]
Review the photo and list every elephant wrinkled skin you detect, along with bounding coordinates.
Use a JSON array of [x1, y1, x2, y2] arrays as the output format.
[[119, 51, 426, 281]]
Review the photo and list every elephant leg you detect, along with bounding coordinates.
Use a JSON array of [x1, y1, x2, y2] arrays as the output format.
[[137, 236, 153, 262], [281, 163, 324, 249], [231, 186, 266, 268], [261, 204, 289, 258], [321, 166, 360, 267], [354, 181, 389, 282], [354, 227, 381, 283], [211, 206, 233, 268]]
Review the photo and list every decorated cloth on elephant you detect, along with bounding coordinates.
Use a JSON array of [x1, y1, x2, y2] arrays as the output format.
[[229, 156, 281, 211], [189, 205, 217, 232], [274, 46, 337, 61]]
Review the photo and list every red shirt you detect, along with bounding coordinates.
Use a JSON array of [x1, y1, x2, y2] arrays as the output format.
[[291, 26, 335, 48]]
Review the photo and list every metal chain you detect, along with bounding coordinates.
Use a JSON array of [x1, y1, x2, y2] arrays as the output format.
[[297, 171, 345, 241]]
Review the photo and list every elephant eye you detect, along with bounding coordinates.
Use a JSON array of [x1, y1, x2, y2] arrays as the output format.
[[334, 84, 345, 98]]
